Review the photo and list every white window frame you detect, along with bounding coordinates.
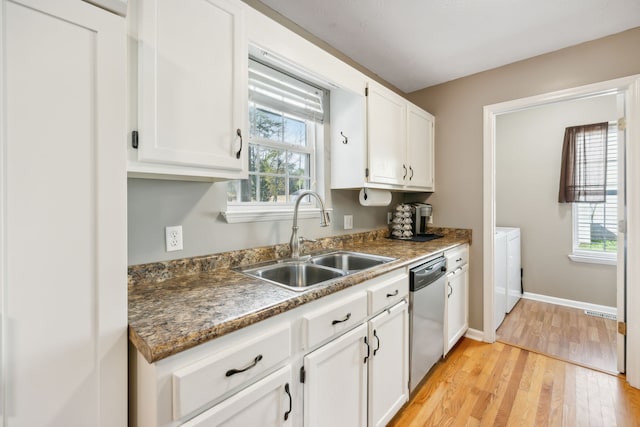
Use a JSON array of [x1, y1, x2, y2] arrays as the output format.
[[223, 57, 330, 224], [569, 121, 618, 265]]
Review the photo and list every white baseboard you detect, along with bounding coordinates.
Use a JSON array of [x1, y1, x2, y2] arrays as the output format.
[[464, 328, 484, 342], [522, 292, 616, 316]]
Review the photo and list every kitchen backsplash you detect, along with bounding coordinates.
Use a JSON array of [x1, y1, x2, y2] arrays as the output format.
[[128, 227, 470, 287]]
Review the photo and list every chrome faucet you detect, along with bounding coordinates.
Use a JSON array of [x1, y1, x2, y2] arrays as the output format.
[[289, 190, 330, 259]]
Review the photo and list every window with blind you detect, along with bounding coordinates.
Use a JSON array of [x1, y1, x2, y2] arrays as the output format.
[[572, 122, 618, 261], [227, 58, 326, 207]]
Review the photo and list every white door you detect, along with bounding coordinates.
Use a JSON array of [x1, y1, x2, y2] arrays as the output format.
[[406, 104, 435, 190], [137, 0, 247, 173], [446, 265, 469, 354], [181, 366, 292, 427], [617, 91, 627, 374], [367, 82, 406, 185], [2, 0, 127, 425], [303, 323, 368, 427], [368, 301, 409, 427]]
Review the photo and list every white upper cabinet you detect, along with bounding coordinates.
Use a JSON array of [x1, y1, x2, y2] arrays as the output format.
[[406, 102, 435, 191], [330, 80, 435, 192], [366, 82, 407, 186], [131, 0, 248, 181]]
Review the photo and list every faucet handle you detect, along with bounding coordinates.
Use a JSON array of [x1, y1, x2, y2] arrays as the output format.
[[299, 236, 317, 244], [321, 211, 331, 226]]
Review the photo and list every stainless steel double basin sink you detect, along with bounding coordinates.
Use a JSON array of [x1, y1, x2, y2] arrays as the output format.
[[236, 251, 396, 291]]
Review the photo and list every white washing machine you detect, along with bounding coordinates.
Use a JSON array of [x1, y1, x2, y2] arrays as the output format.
[[494, 230, 507, 330], [496, 227, 522, 313]]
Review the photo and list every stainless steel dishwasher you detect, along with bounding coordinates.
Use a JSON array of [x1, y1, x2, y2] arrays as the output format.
[[409, 255, 447, 392]]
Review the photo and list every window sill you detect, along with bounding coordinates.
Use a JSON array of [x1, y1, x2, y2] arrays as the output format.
[[568, 253, 617, 266], [222, 207, 333, 224]]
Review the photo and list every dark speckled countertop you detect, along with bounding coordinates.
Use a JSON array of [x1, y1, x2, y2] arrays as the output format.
[[128, 227, 471, 364]]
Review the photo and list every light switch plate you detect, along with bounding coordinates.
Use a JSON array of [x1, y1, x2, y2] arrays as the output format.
[[344, 215, 353, 230]]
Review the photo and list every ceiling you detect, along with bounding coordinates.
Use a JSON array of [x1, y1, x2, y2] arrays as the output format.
[[256, 0, 640, 93]]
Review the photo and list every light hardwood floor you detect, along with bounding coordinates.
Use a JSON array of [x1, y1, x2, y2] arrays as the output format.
[[389, 339, 640, 427], [496, 299, 617, 373]]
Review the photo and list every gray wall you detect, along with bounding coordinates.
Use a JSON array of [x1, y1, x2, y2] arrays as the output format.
[[496, 95, 617, 306], [408, 27, 640, 330], [128, 180, 399, 265]]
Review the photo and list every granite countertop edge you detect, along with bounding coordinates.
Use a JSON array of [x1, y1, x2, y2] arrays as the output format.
[[128, 228, 471, 364]]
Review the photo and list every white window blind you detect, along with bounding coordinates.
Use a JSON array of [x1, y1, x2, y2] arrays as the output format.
[[573, 122, 618, 257]]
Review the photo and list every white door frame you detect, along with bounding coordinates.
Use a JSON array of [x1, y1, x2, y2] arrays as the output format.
[[483, 75, 640, 388]]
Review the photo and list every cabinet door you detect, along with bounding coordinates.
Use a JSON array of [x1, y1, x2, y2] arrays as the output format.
[[3, 0, 127, 425], [136, 0, 247, 178], [445, 265, 469, 354], [303, 323, 368, 427], [181, 366, 292, 427], [366, 82, 406, 185], [368, 301, 409, 427], [330, 87, 367, 189], [406, 104, 435, 190]]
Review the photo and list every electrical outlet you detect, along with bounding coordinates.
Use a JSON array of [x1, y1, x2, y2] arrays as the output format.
[[344, 215, 353, 230], [165, 225, 183, 252], [387, 212, 392, 224]]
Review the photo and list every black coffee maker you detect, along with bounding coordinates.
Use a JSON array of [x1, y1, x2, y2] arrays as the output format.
[[411, 203, 432, 235]]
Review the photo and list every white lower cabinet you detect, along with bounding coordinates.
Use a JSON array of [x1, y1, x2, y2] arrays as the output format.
[[444, 245, 470, 355], [368, 301, 409, 427], [303, 323, 369, 427], [131, 269, 410, 427], [181, 366, 293, 427]]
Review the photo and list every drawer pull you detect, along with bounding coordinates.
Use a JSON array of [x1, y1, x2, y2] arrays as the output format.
[[456, 257, 463, 262], [386, 289, 399, 298], [373, 330, 380, 356], [284, 383, 292, 421], [225, 354, 263, 377], [331, 313, 351, 325]]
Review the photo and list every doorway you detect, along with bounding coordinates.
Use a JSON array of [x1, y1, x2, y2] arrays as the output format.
[[482, 75, 640, 388], [493, 94, 619, 373]]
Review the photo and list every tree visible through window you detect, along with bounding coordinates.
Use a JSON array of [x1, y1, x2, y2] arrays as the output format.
[[573, 122, 618, 256], [227, 58, 324, 205]]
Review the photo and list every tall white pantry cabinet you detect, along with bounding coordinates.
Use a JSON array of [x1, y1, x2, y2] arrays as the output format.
[[1, 0, 127, 425]]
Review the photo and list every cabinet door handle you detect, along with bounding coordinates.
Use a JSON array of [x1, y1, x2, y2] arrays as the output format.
[[409, 166, 414, 180], [340, 131, 348, 144], [235, 128, 243, 159], [364, 336, 370, 364], [284, 383, 292, 421], [386, 289, 399, 298], [403, 164, 407, 179], [225, 354, 263, 377], [332, 312, 351, 325], [447, 283, 453, 298], [373, 330, 381, 356]]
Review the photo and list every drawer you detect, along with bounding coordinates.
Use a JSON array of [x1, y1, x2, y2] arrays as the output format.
[[303, 291, 367, 349], [367, 271, 408, 314], [445, 244, 469, 271], [172, 324, 290, 420]]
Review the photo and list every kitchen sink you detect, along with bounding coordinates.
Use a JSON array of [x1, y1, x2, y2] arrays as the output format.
[[236, 251, 395, 291], [309, 251, 395, 273], [242, 262, 346, 289]]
